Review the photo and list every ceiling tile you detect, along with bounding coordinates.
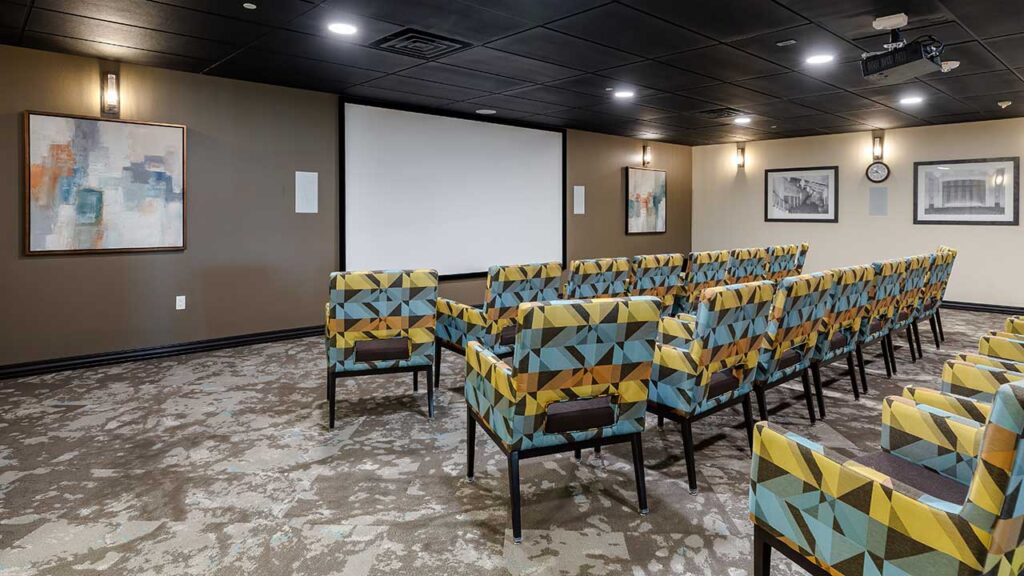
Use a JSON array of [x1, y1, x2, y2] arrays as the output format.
[[285, 3, 403, 41], [735, 72, 837, 99], [457, 0, 609, 25], [502, 85, 606, 107], [635, 93, 719, 113], [817, 123, 875, 133], [731, 24, 864, 69], [211, 49, 384, 91], [442, 101, 536, 120], [855, 22, 972, 52], [158, 0, 315, 27], [773, 0, 951, 40], [802, 59, 907, 90], [647, 113, 728, 129], [345, 84, 456, 107], [987, 34, 1024, 68], [853, 81, 977, 116], [545, 73, 659, 97], [791, 90, 881, 112], [921, 41, 1006, 78], [259, 29, 422, 73], [621, 0, 806, 41], [660, 44, 787, 81], [585, 101, 679, 120], [836, 107, 928, 128], [486, 28, 641, 71], [741, 99, 823, 118], [600, 61, 717, 92], [361, 75, 490, 101], [921, 111, 988, 124], [678, 83, 777, 107], [397, 62, 531, 92], [316, 0, 531, 44], [21, 31, 209, 72], [768, 113, 861, 129], [926, 70, 1024, 97], [940, 0, 1024, 39], [0, 1, 26, 28], [548, 3, 713, 58], [958, 90, 1024, 113], [439, 47, 579, 82], [26, 9, 235, 61], [465, 94, 568, 114], [33, 0, 268, 45]]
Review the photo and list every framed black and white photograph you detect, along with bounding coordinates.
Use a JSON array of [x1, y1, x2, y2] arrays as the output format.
[[914, 157, 1019, 226], [764, 166, 839, 223]]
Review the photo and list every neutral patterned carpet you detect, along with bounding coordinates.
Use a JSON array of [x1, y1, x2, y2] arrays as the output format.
[[0, 309, 1005, 576]]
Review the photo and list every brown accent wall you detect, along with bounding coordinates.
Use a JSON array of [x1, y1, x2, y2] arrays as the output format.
[[0, 46, 339, 365]]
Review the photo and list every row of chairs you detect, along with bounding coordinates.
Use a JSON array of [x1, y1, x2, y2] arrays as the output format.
[[748, 315, 1024, 575]]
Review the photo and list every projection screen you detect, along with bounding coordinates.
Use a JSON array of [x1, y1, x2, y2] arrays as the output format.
[[344, 104, 563, 277]]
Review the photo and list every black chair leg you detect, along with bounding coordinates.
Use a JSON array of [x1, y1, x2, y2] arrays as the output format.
[[936, 308, 945, 341], [800, 370, 816, 424], [413, 371, 419, 392], [466, 410, 476, 481], [906, 328, 917, 362], [508, 451, 522, 544], [879, 337, 893, 378], [630, 434, 649, 515], [754, 527, 772, 576], [886, 333, 898, 374], [594, 445, 602, 455], [681, 419, 698, 495], [433, 342, 442, 388], [742, 394, 755, 449], [426, 369, 434, 418], [810, 363, 827, 416], [855, 345, 868, 393], [574, 448, 582, 461], [327, 370, 337, 429], [912, 321, 924, 358], [929, 315, 941, 349], [657, 415, 664, 429], [755, 387, 768, 422], [844, 353, 858, 397]]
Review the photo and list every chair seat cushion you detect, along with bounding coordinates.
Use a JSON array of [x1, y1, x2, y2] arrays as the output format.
[[354, 337, 410, 363], [777, 348, 803, 371], [545, 397, 614, 433], [499, 324, 517, 346], [706, 370, 740, 399], [830, 332, 848, 350], [854, 451, 967, 504]]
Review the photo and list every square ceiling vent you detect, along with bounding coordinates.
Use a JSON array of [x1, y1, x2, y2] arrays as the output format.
[[369, 28, 472, 59], [695, 108, 747, 120]]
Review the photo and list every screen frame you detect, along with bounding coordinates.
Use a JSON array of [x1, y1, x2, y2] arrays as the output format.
[[339, 98, 567, 280]]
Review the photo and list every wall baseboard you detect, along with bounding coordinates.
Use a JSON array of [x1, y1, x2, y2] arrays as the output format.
[[0, 325, 322, 381], [942, 300, 1024, 316]]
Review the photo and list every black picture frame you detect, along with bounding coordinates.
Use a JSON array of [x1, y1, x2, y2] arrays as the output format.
[[913, 157, 1020, 226], [625, 166, 668, 235], [764, 166, 839, 223]]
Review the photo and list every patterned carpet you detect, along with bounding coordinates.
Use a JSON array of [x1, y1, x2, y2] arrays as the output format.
[[0, 309, 1004, 576]]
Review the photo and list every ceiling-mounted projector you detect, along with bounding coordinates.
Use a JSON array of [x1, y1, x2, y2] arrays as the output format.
[[861, 13, 960, 82]]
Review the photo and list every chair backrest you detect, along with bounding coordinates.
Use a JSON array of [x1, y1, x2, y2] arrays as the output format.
[[923, 250, 957, 311], [726, 247, 770, 284], [680, 250, 730, 311], [630, 253, 684, 301], [766, 244, 801, 281], [895, 254, 934, 320], [690, 281, 776, 374], [484, 262, 562, 324], [327, 269, 438, 367], [794, 242, 809, 274], [1008, 316, 1024, 336], [814, 265, 875, 358], [565, 257, 631, 299], [759, 272, 834, 376], [864, 259, 905, 332]]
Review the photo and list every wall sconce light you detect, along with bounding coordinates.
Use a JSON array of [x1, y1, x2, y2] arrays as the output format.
[[642, 144, 652, 167], [102, 72, 120, 115], [735, 143, 746, 168], [872, 129, 884, 161]]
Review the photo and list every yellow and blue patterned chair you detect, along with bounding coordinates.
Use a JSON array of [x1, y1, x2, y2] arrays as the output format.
[[677, 250, 730, 315], [917, 249, 957, 348], [647, 281, 775, 493], [980, 331, 1024, 363], [629, 253, 685, 315], [564, 257, 631, 299], [325, 269, 438, 427], [890, 254, 935, 364], [434, 262, 562, 384], [726, 247, 770, 284], [750, 382, 1024, 575], [856, 259, 904, 379], [1006, 316, 1024, 336], [940, 358, 1024, 402], [753, 272, 833, 423], [766, 244, 800, 282], [808, 265, 874, 415], [464, 296, 661, 543]]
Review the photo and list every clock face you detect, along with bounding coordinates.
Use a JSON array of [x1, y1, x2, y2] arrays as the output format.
[[866, 161, 890, 183]]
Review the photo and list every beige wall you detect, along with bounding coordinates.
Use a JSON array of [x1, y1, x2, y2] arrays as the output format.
[[692, 118, 1024, 307], [0, 45, 339, 365]]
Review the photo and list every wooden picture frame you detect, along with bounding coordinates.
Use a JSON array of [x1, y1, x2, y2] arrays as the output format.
[[23, 110, 188, 255], [625, 166, 667, 235], [913, 157, 1019, 226], [764, 166, 839, 223]]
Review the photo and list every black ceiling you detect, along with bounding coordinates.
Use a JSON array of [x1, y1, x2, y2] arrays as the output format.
[[2, 0, 1023, 145]]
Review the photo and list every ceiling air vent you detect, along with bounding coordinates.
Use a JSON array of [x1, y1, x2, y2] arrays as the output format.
[[369, 28, 472, 59], [695, 108, 746, 120]]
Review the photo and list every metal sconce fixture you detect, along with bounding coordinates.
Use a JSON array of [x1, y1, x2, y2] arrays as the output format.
[[102, 72, 120, 116], [735, 143, 745, 168], [642, 144, 651, 167], [872, 129, 884, 161]]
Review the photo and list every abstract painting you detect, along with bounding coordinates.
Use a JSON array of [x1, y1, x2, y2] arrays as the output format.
[[914, 157, 1019, 225], [24, 111, 186, 255], [764, 166, 839, 223], [626, 166, 667, 234]]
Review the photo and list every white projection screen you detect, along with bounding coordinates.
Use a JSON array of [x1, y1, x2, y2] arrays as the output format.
[[344, 104, 563, 276]]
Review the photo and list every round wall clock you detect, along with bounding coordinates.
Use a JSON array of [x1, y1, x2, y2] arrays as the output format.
[[866, 161, 890, 183]]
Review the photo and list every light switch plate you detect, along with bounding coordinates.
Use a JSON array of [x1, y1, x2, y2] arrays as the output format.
[[175, 295, 186, 310]]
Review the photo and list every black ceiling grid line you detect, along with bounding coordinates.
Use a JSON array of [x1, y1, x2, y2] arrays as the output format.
[[15, 0, 35, 44]]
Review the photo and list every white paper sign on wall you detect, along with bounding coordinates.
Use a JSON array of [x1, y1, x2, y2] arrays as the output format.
[[295, 171, 319, 214], [573, 185, 585, 215], [869, 186, 888, 216]]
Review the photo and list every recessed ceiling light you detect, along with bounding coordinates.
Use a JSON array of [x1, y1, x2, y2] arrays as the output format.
[[899, 96, 924, 105], [734, 116, 752, 125], [328, 22, 358, 35], [613, 90, 634, 98], [242, 2, 257, 9], [475, 109, 496, 115], [805, 54, 834, 65], [775, 39, 797, 47]]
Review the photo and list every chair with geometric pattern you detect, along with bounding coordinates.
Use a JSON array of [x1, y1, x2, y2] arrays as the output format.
[[980, 331, 1024, 363], [750, 381, 1024, 576], [564, 257, 631, 299], [917, 248, 957, 349], [325, 269, 438, 427], [726, 247, 770, 284], [856, 259, 904, 380], [765, 244, 802, 282], [1007, 316, 1024, 336], [752, 272, 834, 423], [889, 253, 935, 365], [647, 280, 775, 493], [939, 358, 1024, 402], [434, 262, 562, 386], [677, 250, 730, 315], [794, 242, 809, 275], [629, 253, 685, 316], [464, 296, 661, 543]]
